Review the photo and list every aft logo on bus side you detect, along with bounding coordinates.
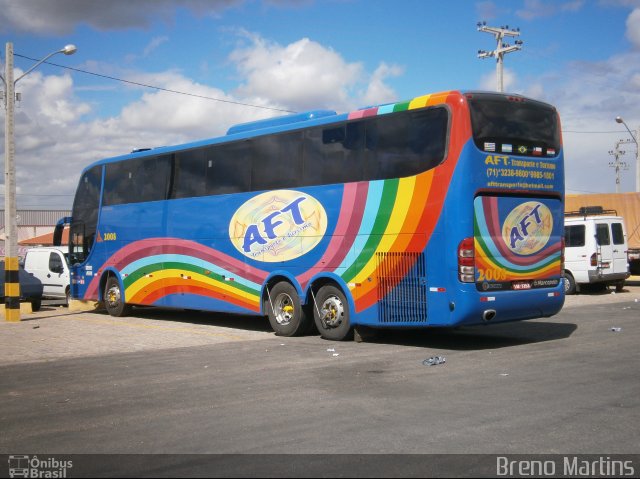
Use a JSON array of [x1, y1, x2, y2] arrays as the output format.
[[229, 190, 328, 262]]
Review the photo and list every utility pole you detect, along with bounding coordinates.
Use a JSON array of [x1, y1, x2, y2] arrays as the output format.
[[477, 22, 523, 93], [2, 42, 19, 321], [608, 140, 629, 194], [615, 116, 639, 193]]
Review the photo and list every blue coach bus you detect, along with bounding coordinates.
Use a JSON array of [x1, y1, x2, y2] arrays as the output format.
[[56, 90, 565, 340]]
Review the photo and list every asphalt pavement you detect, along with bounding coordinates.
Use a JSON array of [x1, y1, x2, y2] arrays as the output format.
[[0, 280, 639, 477]]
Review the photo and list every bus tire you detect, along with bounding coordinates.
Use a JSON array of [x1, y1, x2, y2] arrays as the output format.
[[563, 272, 576, 295], [267, 282, 311, 337], [104, 276, 131, 317], [313, 284, 353, 341]]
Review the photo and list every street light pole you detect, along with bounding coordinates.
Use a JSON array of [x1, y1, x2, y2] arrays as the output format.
[[615, 116, 640, 193], [2, 41, 77, 321]]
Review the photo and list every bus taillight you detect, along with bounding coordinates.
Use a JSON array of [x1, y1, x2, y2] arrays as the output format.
[[590, 252, 598, 267], [458, 237, 475, 283]]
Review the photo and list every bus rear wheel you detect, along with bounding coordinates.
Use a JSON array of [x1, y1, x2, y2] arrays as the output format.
[[104, 276, 131, 317], [313, 285, 353, 341], [267, 282, 311, 337]]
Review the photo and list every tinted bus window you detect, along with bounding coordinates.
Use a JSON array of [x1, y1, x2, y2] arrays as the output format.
[[367, 108, 448, 180], [104, 155, 171, 205], [564, 225, 585, 247], [205, 143, 251, 195], [303, 122, 365, 186], [252, 132, 303, 191], [612, 223, 625, 245], [303, 107, 447, 186], [173, 149, 206, 199], [468, 93, 560, 157], [70, 165, 102, 263]]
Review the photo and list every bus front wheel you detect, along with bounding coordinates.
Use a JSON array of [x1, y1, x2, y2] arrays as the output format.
[[267, 282, 311, 337], [313, 285, 353, 341], [104, 276, 132, 317]]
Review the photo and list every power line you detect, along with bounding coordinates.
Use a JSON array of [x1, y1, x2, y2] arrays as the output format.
[[9, 53, 637, 136], [14, 53, 297, 114]]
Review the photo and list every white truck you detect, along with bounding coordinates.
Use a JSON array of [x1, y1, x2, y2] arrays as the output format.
[[563, 207, 630, 294], [566, 193, 640, 275], [23, 247, 71, 303]]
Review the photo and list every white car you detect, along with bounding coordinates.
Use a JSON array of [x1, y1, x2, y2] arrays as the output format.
[[23, 247, 71, 303]]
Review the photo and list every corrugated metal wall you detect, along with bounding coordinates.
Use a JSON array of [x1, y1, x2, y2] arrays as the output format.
[[565, 193, 640, 249], [0, 210, 71, 228]]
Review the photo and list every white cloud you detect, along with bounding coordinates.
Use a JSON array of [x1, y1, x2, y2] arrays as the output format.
[[516, 0, 585, 20], [361, 63, 404, 107], [626, 8, 640, 49], [231, 35, 363, 111], [538, 50, 640, 194], [230, 33, 401, 112], [1, 32, 404, 208], [476, 1, 501, 21], [143, 36, 170, 57], [479, 67, 517, 92]]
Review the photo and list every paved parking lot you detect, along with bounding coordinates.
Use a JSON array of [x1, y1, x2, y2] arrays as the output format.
[[1, 278, 639, 365], [1, 279, 638, 477]]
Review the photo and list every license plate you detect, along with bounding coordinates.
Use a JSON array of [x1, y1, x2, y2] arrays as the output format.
[[512, 281, 532, 290]]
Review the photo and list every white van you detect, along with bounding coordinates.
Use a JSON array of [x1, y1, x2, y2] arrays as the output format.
[[563, 207, 630, 294], [23, 247, 71, 303]]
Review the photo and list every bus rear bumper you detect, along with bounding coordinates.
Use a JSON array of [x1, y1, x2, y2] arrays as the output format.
[[450, 288, 565, 327]]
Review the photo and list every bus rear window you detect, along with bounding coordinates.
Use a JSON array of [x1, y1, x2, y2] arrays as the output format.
[[467, 93, 560, 157]]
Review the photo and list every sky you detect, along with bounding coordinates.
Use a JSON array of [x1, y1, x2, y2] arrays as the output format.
[[1, 0, 640, 210]]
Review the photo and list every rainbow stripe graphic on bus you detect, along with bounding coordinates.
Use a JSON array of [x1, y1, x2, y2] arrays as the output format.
[[84, 239, 267, 312], [473, 196, 562, 287]]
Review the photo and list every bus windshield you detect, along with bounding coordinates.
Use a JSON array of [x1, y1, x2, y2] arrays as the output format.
[[467, 93, 560, 157]]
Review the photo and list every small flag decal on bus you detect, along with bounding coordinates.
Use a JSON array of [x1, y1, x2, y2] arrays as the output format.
[[484, 142, 496, 152], [501, 144, 513, 153]]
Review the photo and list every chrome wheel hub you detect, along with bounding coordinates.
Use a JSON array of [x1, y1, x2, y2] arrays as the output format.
[[274, 293, 295, 325], [320, 295, 344, 328]]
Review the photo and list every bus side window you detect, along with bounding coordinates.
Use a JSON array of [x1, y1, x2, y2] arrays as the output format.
[[252, 132, 303, 191], [304, 125, 364, 186], [105, 156, 171, 204], [139, 155, 171, 202], [205, 143, 251, 195], [173, 149, 206, 199], [367, 108, 447, 181]]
